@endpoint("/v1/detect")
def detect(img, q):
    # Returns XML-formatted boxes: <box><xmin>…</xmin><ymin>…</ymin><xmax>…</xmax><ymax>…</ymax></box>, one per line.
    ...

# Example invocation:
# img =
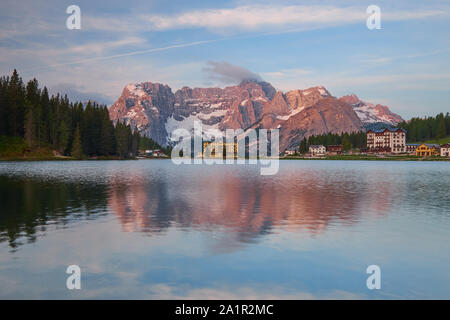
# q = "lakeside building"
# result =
<box><xmin>284</xmin><ymin>149</ymin><xmax>296</xmax><ymax>156</ymax></box>
<box><xmin>366</xmin><ymin>128</ymin><xmax>406</xmax><ymax>154</ymax></box>
<box><xmin>406</xmin><ymin>144</ymin><xmax>420</xmax><ymax>154</ymax></box>
<box><xmin>309</xmin><ymin>145</ymin><xmax>326</xmax><ymax>156</ymax></box>
<box><xmin>327</xmin><ymin>145</ymin><xmax>342</xmax><ymax>155</ymax></box>
<box><xmin>415</xmin><ymin>144</ymin><xmax>440</xmax><ymax>156</ymax></box>
<box><xmin>146</xmin><ymin>149</ymin><xmax>165</xmax><ymax>157</ymax></box>
<box><xmin>202</xmin><ymin>141</ymin><xmax>238</xmax><ymax>158</ymax></box>
<box><xmin>440</xmin><ymin>144</ymin><xmax>450</xmax><ymax>157</ymax></box>
<box><xmin>359</xmin><ymin>147</ymin><xmax>368</xmax><ymax>154</ymax></box>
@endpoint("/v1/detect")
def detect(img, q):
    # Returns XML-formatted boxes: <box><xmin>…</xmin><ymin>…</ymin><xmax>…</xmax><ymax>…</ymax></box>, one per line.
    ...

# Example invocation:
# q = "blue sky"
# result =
<box><xmin>0</xmin><ymin>0</ymin><xmax>449</xmax><ymax>119</ymax></box>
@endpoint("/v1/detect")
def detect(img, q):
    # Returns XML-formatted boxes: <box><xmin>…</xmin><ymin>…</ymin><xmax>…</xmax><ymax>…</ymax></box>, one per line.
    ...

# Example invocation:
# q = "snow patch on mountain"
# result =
<box><xmin>165</xmin><ymin>114</ymin><xmax>223</xmax><ymax>142</ymax></box>
<box><xmin>126</xmin><ymin>83</ymin><xmax>147</xmax><ymax>98</ymax></box>
<box><xmin>276</xmin><ymin>107</ymin><xmax>305</xmax><ymax>121</ymax></box>
<box><xmin>339</xmin><ymin>95</ymin><xmax>404</xmax><ymax>126</ymax></box>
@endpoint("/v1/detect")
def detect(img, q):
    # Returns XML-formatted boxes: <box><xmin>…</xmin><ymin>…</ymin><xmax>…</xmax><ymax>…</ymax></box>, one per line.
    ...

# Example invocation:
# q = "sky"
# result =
<box><xmin>0</xmin><ymin>0</ymin><xmax>449</xmax><ymax>119</ymax></box>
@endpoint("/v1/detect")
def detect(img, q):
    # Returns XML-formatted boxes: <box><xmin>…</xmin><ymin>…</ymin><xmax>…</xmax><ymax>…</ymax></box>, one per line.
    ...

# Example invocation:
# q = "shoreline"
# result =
<box><xmin>282</xmin><ymin>155</ymin><xmax>450</xmax><ymax>161</ymax></box>
<box><xmin>1</xmin><ymin>156</ymin><xmax>449</xmax><ymax>162</ymax></box>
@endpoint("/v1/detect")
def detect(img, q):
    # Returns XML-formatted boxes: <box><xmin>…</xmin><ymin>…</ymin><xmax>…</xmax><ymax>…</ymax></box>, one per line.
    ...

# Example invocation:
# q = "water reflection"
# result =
<box><xmin>0</xmin><ymin>176</ymin><xmax>109</xmax><ymax>249</ymax></box>
<box><xmin>1</xmin><ymin>161</ymin><xmax>449</xmax><ymax>299</ymax></box>
<box><xmin>0</xmin><ymin>161</ymin><xmax>410</xmax><ymax>251</ymax></box>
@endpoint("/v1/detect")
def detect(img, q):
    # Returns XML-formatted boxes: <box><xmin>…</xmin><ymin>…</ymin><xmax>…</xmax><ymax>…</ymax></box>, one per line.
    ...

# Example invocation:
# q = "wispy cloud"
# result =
<box><xmin>22</xmin><ymin>39</ymin><xmax>225</xmax><ymax>72</ymax></box>
<box><xmin>358</xmin><ymin>48</ymin><xmax>450</xmax><ymax>66</ymax></box>
<box><xmin>264</xmin><ymin>68</ymin><xmax>450</xmax><ymax>91</ymax></box>
<box><xmin>262</xmin><ymin>68</ymin><xmax>313</xmax><ymax>78</ymax></box>
<box><xmin>143</xmin><ymin>5</ymin><xmax>447</xmax><ymax>33</ymax></box>
<box><xmin>49</xmin><ymin>83</ymin><xmax>114</xmax><ymax>105</ymax></box>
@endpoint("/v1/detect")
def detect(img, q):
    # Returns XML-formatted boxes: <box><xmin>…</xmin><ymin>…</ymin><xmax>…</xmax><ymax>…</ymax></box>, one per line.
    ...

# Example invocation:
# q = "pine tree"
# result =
<box><xmin>446</xmin><ymin>112</ymin><xmax>450</xmax><ymax>136</ymax></box>
<box><xmin>57</xmin><ymin>120</ymin><xmax>69</xmax><ymax>154</ymax></box>
<box><xmin>131</xmin><ymin>127</ymin><xmax>140</xmax><ymax>157</ymax></box>
<box><xmin>71</xmin><ymin>125</ymin><xmax>83</xmax><ymax>159</ymax></box>
<box><xmin>342</xmin><ymin>134</ymin><xmax>352</xmax><ymax>151</ymax></box>
<box><xmin>115</xmin><ymin>121</ymin><xmax>129</xmax><ymax>159</ymax></box>
<box><xmin>99</xmin><ymin>109</ymin><xmax>116</xmax><ymax>156</ymax></box>
<box><xmin>24</xmin><ymin>105</ymin><xmax>35</xmax><ymax>148</ymax></box>
<box><xmin>6</xmin><ymin>69</ymin><xmax>26</xmax><ymax>137</ymax></box>
<box><xmin>437</xmin><ymin>116</ymin><xmax>446</xmax><ymax>139</ymax></box>
<box><xmin>299</xmin><ymin>137</ymin><xmax>308</xmax><ymax>154</ymax></box>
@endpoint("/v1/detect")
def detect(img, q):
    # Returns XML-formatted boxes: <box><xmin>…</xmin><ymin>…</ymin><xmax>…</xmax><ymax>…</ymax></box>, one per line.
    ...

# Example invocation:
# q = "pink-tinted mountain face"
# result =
<box><xmin>339</xmin><ymin>94</ymin><xmax>404</xmax><ymax>126</ymax></box>
<box><xmin>109</xmin><ymin>80</ymin><xmax>401</xmax><ymax>152</ymax></box>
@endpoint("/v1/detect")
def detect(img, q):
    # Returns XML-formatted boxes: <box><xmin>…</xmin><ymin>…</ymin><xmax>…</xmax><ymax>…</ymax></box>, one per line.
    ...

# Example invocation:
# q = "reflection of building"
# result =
<box><xmin>416</xmin><ymin>144</ymin><xmax>439</xmax><ymax>156</ymax></box>
<box><xmin>327</xmin><ymin>145</ymin><xmax>342</xmax><ymax>155</ymax></box>
<box><xmin>406</xmin><ymin>144</ymin><xmax>420</xmax><ymax>154</ymax></box>
<box><xmin>367</xmin><ymin>128</ymin><xmax>406</xmax><ymax>154</ymax></box>
<box><xmin>441</xmin><ymin>144</ymin><xmax>450</xmax><ymax>157</ymax></box>
<box><xmin>309</xmin><ymin>145</ymin><xmax>326</xmax><ymax>156</ymax></box>
<box><xmin>202</xmin><ymin>141</ymin><xmax>238</xmax><ymax>158</ymax></box>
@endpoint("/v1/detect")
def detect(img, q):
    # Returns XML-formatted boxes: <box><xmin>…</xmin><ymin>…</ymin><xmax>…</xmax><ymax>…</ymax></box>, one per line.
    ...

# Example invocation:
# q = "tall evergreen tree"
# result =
<box><xmin>24</xmin><ymin>104</ymin><xmax>35</xmax><ymax>148</ymax></box>
<box><xmin>57</xmin><ymin>119</ymin><xmax>69</xmax><ymax>154</ymax></box>
<box><xmin>71</xmin><ymin>125</ymin><xmax>83</xmax><ymax>159</ymax></box>
<box><xmin>299</xmin><ymin>137</ymin><xmax>308</xmax><ymax>154</ymax></box>
<box><xmin>342</xmin><ymin>134</ymin><xmax>352</xmax><ymax>151</ymax></box>
<box><xmin>99</xmin><ymin>108</ymin><xmax>116</xmax><ymax>156</ymax></box>
<box><xmin>437</xmin><ymin>116</ymin><xmax>447</xmax><ymax>139</ymax></box>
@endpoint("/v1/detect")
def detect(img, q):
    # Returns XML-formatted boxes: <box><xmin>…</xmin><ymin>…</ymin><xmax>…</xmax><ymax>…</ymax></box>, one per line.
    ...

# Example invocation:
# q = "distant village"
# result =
<box><xmin>137</xmin><ymin>128</ymin><xmax>450</xmax><ymax>159</ymax></box>
<box><xmin>285</xmin><ymin>128</ymin><xmax>450</xmax><ymax>158</ymax></box>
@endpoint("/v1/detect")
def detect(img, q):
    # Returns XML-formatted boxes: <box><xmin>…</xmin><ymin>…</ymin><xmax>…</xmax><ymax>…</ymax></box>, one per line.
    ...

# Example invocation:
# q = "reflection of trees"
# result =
<box><xmin>0</xmin><ymin>176</ymin><xmax>109</xmax><ymax>249</ymax></box>
<box><xmin>0</xmin><ymin>166</ymin><xmax>399</xmax><ymax>251</ymax></box>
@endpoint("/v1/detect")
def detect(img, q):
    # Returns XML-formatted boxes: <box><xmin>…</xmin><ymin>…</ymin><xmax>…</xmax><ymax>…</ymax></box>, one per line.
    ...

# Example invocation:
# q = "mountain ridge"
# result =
<box><xmin>109</xmin><ymin>80</ymin><xmax>404</xmax><ymax>152</ymax></box>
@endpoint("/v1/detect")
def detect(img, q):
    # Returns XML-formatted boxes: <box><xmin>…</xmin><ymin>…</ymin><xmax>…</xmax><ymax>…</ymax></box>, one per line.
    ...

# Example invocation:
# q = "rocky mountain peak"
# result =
<box><xmin>109</xmin><ymin>80</ymin><xmax>404</xmax><ymax>151</ymax></box>
<box><xmin>338</xmin><ymin>94</ymin><xmax>404</xmax><ymax>126</ymax></box>
<box><xmin>339</xmin><ymin>94</ymin><xmax>361</xmax><ymax>105</ymax></box>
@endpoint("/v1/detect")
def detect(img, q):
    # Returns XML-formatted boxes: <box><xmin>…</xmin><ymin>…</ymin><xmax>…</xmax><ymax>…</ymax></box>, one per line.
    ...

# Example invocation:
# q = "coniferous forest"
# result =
<box><xmin>298</xmin><ymin>131</ymin><xmax>367</xmax><ymax>154</ymax></box>
<box><xmin>297</xmin><ymin>113</ymin><xmax>450</xmax><ymax>154</ymax></box>
<box><xmin>398</xmin><ymin>113</ymin><xmax>450</xmax><ymax>142</ymax></box>
<box><xmin>0</xmin><ymin>70</ymin><xmax>163</xmax><ymax>159</ymax></box>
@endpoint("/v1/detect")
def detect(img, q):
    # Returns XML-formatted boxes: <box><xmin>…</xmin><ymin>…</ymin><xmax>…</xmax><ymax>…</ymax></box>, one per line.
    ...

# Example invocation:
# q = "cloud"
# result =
<box><xmin>64</xmin><ymin>37</ymin><xmax>147</xmax><ymax>55</ymax></box>
<box><xmin>23</xmin><ymin>39</ymin><xmax>223</xmax><ymax>72</ymax></box>
<box><xmin>49</xmin><ymin>83</ymin><xmax>114</xmax><ymax>105</ymax></box>
<box><xmin>203</xmin><ymin>61</ymin><xmax>262</xmax><ymax>84</ymax></box>
<box><xmin>262</xmin><ymin>68</ymin><xmax>313</xmax><ymax>79</ymax></box>
<box><xmin>358</xmin><ymin>47</ymin><xmax>450</xmax><ymax>66</ymax></box>
<box><xmin>143</xmin><ymin>5</ymin><xmax>447</xmax><ymax>33</ymax></box>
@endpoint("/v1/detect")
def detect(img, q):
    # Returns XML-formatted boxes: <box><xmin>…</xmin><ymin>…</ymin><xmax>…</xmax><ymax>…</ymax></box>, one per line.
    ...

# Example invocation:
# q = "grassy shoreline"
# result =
<box><xmin>0</xmin><ymin>156</ymin><xmax>133</xmax><ymax>161</ymax></box>
<box><xmin>282</xmin><ymin>155</ymin><xmax>450</xmax><ymax>161</ymax></box>
<box><xmin>1</xmin><ymin>155</ymin><xmax>449</xmax><ymax>162</ymax></box>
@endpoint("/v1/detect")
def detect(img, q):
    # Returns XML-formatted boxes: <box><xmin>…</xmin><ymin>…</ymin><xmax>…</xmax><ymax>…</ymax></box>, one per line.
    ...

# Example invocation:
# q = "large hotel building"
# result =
<box><xmin>366</xmin><ymin>128</ymin><xmax>406</xmax><ymax>153</ymax></box>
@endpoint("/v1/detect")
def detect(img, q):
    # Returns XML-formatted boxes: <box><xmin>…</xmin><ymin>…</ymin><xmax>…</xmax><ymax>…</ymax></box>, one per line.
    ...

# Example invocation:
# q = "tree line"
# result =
<box><xmin>0</xmin><ymin>70</ymin><xmax>163</xmax><ymax>159</ymax></box>
<box><xmin>298</xmin><ymin>131</ymin><xmax>367</xmax><ymax>154</ymax></box>
<box><xmin>398</xmin><ymin>113</ymin><xmax>449</xmax><ymax>142</ymax></box>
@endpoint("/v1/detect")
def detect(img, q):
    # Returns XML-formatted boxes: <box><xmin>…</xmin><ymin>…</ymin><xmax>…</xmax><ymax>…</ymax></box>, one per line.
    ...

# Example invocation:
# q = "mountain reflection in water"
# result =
<box><xmin>0</xmin><ymin>160</ymin><xmax>449</xmax><ymax>299</ymax></box>
<box><xmin>0</xmin><ymin>161</ymin><xmax>403</xmax><ymax>250</ymax></box>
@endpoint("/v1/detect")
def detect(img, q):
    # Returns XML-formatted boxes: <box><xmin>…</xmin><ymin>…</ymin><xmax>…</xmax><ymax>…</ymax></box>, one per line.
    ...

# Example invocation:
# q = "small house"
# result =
<box><xmin>309</xmin><ymin>145</ymin><xmax>326</xmax><ymax>156</ymax></box>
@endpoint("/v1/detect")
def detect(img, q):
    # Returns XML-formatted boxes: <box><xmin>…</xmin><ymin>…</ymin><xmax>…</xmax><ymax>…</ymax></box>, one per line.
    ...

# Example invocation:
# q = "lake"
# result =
<box><xmin>0</xmin><ymin>160</ymin><xmax>449</xmax><ymax>299</ymax></box>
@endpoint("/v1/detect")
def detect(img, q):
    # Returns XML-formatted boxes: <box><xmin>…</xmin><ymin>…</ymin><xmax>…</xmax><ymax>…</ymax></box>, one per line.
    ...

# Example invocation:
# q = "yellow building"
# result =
<box><xmin>415</xmin><ymin>144</ymin><xmax>439</xmax><ymax>156</ymax></box>
<box><xmin>202</xmin><ymin>141</ymin><xmax>238</xmax><ymax>158</ymax></box>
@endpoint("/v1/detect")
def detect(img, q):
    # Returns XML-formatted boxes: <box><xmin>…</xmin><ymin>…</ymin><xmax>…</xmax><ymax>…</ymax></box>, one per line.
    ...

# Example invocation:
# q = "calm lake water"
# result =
<box><xmin>0</xmin><ymin>160</ymin><xmax>449</xmax><ymax>299</ymax></box>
